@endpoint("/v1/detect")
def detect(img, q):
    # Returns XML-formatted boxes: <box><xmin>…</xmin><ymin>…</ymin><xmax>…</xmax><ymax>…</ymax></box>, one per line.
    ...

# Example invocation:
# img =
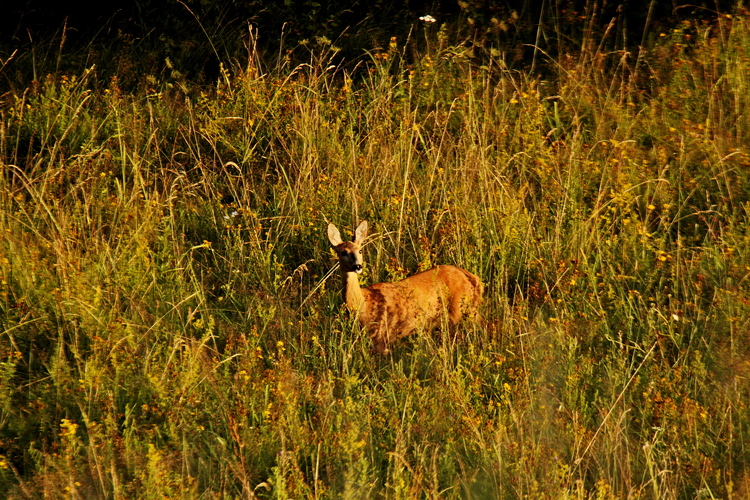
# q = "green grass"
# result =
<box><xmin>1</xmin><ymin>12</ymin><xmax>750</xmax><ymax>499</ymax></box>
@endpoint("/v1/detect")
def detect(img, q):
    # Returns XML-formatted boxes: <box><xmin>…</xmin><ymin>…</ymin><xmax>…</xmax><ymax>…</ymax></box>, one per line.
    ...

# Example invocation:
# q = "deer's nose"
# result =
<box><xmin>354</xmin><ymin>264</ymin><xmax>363</xmax><ymax>273</ymax></box>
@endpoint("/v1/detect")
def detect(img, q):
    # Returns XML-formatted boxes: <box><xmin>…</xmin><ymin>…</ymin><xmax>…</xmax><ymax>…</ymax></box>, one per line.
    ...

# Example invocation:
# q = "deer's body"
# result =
<box><xmin>328</xmin><ymin>221</ymin><xmax>483</xmax><ymax>354</ymax></box>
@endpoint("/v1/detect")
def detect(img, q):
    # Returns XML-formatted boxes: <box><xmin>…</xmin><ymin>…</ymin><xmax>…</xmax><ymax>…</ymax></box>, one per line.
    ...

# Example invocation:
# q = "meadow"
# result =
<box><xmin>1</xmin><ymin>11</ymin><xmax>750</xmax><ymax>499</ymax></box>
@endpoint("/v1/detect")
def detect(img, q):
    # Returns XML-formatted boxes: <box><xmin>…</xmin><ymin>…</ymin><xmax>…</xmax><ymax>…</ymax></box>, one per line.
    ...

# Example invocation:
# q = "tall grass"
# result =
<box><xmin>1</xmin><ymin>11</ymin><xmax>750</xmax><ymax>499</ymax></box>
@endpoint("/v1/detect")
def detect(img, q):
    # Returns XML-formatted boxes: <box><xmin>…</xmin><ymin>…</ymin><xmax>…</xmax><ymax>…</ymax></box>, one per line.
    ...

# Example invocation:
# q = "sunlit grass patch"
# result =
<box><xmin>1</xmin><ymin>9</ymin><xmax>750</xmax><ymax>498</ymax></box>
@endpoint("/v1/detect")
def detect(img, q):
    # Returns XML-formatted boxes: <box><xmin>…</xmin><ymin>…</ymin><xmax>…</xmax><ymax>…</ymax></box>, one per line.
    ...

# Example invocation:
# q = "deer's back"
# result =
<box><xmin>359</xmin><ymin>265</ymin><xmax>483</xmax><ymax>345</ymax></box>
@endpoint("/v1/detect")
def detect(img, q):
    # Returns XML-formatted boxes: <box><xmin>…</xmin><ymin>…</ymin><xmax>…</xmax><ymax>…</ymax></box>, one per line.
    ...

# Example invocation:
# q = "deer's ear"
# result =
<box><xmin>354</xmin><ymin>220</ymin><xmax>368</xmax><ymax>242</ymax></box>
<box><xmin>327</xmin><ymin>223</ymin><xmax>343</xmax><ymax>247</ymax></box>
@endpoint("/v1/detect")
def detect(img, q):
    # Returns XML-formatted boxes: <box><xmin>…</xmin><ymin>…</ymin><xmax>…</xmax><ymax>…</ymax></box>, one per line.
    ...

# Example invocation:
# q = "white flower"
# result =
<box><xmin>419</xmin><ymin>15</ymin><xmax>436</xmax><ymax>24</ymax></box>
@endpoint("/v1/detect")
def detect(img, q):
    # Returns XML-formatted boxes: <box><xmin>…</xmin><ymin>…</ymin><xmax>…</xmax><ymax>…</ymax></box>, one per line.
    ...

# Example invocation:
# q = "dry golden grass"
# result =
<box><xmin>1</xmin><ymin>12</ymin><xmax>750</xmax><ymax>499</ymax></box>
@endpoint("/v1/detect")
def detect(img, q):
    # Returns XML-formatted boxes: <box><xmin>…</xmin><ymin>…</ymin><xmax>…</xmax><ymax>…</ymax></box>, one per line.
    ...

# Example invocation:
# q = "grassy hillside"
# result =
<box><xmin>1</xmin><ymin>12</ymin><xmax>750</xmax><ymax>499</ymax></box>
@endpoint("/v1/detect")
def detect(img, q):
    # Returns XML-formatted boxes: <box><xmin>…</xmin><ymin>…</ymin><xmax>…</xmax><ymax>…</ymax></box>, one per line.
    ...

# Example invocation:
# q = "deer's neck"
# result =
<box><xmin>342</xmin><ymin>271</ymin><xmax>366</xmax><ymax>313</ymax></box>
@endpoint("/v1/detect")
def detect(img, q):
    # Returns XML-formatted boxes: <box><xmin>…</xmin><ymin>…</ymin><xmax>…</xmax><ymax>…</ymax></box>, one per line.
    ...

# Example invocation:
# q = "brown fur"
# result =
<box><xmin>328</xmin><ymin>221</ymin><xmax>484</xmax><ymax>354</ymax></box>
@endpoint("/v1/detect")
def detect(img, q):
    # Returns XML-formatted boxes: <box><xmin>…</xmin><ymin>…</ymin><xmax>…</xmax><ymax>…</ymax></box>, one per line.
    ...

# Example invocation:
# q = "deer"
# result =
<box><xmin>327</xmin><ymin>220</ymin><xmax>484</xmax><ymax>354</ymax></box>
